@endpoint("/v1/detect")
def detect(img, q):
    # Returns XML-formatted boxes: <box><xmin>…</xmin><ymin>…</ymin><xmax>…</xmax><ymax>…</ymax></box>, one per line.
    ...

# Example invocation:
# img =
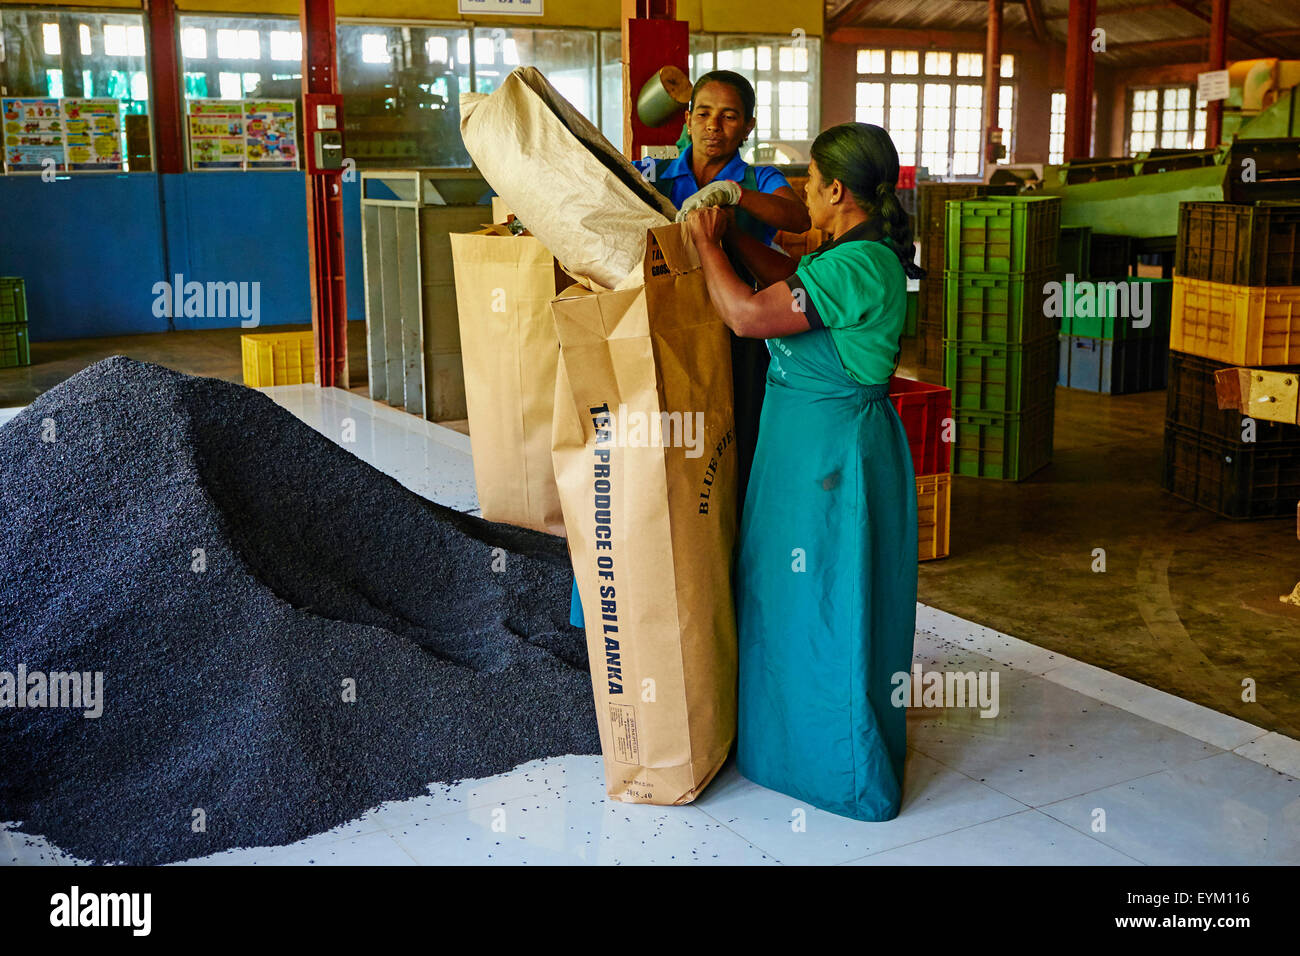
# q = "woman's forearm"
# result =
<box><xmin>696</xmin><ymin>239</ymin><xmax>760</xmax><ymax>335</ymax></box>
<box><xmin>738</xmin><ymin>189</ymin><xmax>811</xmax><ymax>234</ymax></box>
<box><xmin>725</xmin><ymin>228</ymin><xmax>799</xmax><ymax>287</ymax></box>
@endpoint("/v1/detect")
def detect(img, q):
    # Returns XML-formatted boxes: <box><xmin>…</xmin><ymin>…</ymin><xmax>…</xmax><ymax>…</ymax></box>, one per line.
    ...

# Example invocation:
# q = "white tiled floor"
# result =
<box><xmin>3</xmin><ymin>387</ymin><xmax>1299</xmax><ymax>866</ymax></box>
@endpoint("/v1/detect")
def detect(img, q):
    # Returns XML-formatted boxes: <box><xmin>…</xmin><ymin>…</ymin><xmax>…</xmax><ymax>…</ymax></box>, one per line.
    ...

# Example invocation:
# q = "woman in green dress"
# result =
<box><xmin>684</xmin><ymin>122</ymin><xmax>922</xmax><ymax>821</ymax></box>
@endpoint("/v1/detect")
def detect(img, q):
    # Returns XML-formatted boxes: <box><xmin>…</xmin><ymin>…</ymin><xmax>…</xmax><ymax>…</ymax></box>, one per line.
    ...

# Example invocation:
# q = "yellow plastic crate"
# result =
<box><xmin>1171</xmin><ymin>277</ymin><xmax>1300</xmax><ymax>367</ymax></box>
<box><xmin>917</xmin><ymin>472</ymin><xmax>951</xmax><ymax>562</ymax></box>
<box><xmin>241</xmin><ymin>331</ymin><xmax>315</xmax><ymax>387</ymax></box>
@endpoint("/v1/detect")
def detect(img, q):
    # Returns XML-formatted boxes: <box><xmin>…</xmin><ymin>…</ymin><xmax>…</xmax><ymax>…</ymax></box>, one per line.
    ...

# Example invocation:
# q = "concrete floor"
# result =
<box><xmin>0</xmin><ymin>322</ymin><xmax>370</xmax><ymax>407</ymax></box>
<box><xmin>2</xmin><ymin>326</ymin><xmax>1297</xmax><ymax>741</ymax></box>
<box><xmin>895</xmin><ymin>345</ymin><xmax>1300</xmax><ymax>742</ymax></box>
<box><xmin>6</xmin><ymin>385</ymin><xmax>1296</xmax><ymax>865</ymax></box>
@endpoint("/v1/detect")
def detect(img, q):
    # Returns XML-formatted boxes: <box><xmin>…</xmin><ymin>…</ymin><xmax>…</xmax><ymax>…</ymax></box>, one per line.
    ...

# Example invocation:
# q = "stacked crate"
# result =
<box><xmin>889</xmin><ymin>376</ymin><xmax>953</xmax><ymax>561</ymax></box>
<box><xmin>1164</xmin><ymin>200</ymin><xmax>1300</xmax><ymax>518</ymax></box>
<box><xmin>0</xmin><ymin>278</ymin><xmax>31</xmax><ymax>369</ymax></box>
<box><xmin>1089</xmin><ymin>233</ymin><xmax>1133</xmax><ymax>281</ymax></box>
<box><xmin>943</xmin><ymin>195</ymin><xmax>1061</xmax><ymax>481</ymax></box>
<box><xmin>1058</xmin><ymin>277</ymin><xmax>1173</xmax><ymax>394</ymax></box>
<box><xmin>241</xmin><ymin>331</ymin><xmax>315</xmax><ymax>386</ymax></box>
<box><xmin>914</xmin><ymin>183</ymin><xmax>1017</xmax><ymax>371</ymax></box>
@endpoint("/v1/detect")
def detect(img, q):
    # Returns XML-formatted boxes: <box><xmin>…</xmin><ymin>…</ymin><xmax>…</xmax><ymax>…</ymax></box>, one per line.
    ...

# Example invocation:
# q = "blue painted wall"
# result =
<box><xmin>0</xmin><ymin>172</ymin><xmax>367</xmax><ymax>341</ymax></box>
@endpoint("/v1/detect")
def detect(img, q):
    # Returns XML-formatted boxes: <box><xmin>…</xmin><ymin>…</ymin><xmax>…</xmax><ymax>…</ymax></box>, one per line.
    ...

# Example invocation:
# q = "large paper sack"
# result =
<box><xmin>451</xmin><ymin>225</ymin><xmax>568</xmax><ymax>536</ymax></box>
<box><xmin>551</xmin><ymin>223</ymin><xmax>739</xmax><ymax>805</ymax></box>
<box><xmin>460</xmin><ymin>66</ymin><xmax>676</xmax><ymax>290</ymax></box>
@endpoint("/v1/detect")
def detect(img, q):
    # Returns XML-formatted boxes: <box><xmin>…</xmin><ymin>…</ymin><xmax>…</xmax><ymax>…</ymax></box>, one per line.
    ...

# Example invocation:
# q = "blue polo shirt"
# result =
<box><xmin>635</xmin><ymin>147</ymin><xmax>792</xmax><ymax>247</ymax></box>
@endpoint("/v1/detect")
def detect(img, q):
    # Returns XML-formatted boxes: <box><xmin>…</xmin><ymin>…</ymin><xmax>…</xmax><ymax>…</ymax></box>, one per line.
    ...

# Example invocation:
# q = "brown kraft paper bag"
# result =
<box><xmin>550</xmin><ymin>222</ymin><xmax>739</xmax><ymax>805</ymax></box>
<box><xmin>460</xmin><ymin>66</ymin><xmax>676</xmax><ymax>291</ymax></box>
<box><xmin>450</xmin><ymin>224</ymin><xmax>568</xmax><ymax>536</ymax></box>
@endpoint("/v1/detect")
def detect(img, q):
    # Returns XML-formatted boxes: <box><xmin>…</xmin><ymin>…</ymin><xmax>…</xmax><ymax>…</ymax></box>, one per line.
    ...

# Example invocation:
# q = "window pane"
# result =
<box><xmin>104</xmin><ymin>24</ymin><xmax>128</xmax><ymax>56</ymax></box>
<box><xmin>891</xmin><ymin>50</ymin><xmax>918</xmax><ymax>74</ymax></box>
<box><xmin>0</xmin><ymin>6</ymin><xmax>151</xmax><ymax>170</ymax></box>
<box><xmin>1000</xmin><ymin>53</ymin><xmax>1014</xmax><ymax>77</ymax></box>
<box><xmin>923</xmin><ymin>51</ymin><xmax>951</xmax><ymax>75</ymax></box>
<box><xmin>335</xmin><ymin>22</ymin><xmax>473</xmax><ymax>167</ymax></box>
<box><xmin>181</xmin><ymin>28</ymin><xmax>207</xmax><ymax>59</ymax></box>
<box><xmin>888</xmin><ymin>81</ymin><xmax>918</xmax><ymax>162</ymax></box>
<box><xmin>856</xmin><ymin>81</ymin><xmax>884</xmax><ymax>126</ymax></box>
<box><xmin>1049</xmin><ymin>90</ymin><xmax>1066</xmax><ymax>164</ymax></box>
<box><xmin>956</xmin><ymin>52</ymin><xmax>982</xmax><ymax>76</ymax></box>
<box><xmin>778</xmin><ymin>45</ymin><xmax>807</xmax><ymax>72</ymax></box>
<box><xmin>857</xmin><ymin>49</ymin><xmax>885</xmax><ymax>73</ymax></box>
<box><xmin>600</xmin><ymin>31</ymin><xmax>625</xmax><ymax>152</ymax></box>
<box><xmin>997</xmin><ymin>84</ymin><xmax>1014</xmax><ymax>163</ymax></box>
<box><xmin>920</xmin><ymin>84</ymin><xmax>950</xmax><ymax>175</ymax></box>
<box><xmin>269</xmin><ymin>31</ymin><xmax>301</xmax><ymax>62</ymax></box>
<box><xmin>724</xmin><ymin>33</ymin><xmax>819</xmax><ymax>165</ymax></box>
<box><xmin>360</xmin><ymin>34</ymin><xmax>390</xmax><ymax>64</ymax></box>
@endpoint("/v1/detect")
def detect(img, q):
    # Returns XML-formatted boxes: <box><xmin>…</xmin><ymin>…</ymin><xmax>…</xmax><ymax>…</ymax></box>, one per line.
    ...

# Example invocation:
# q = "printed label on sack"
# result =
<box><xmin>697</xmin><ymin>427</ymin><xmax>734</xmax><ymax>515</ymax></box>
<box><xmin>608</xmin><ymin>703</ymin><xmax>640</xmax><ymax>765</ymax></box>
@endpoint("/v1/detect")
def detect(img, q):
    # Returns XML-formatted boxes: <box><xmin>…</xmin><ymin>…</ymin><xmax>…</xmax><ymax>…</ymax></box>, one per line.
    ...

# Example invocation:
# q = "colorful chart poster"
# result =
<box><xmin>244</xmin><ymin>100</ymin><xmax>298</xmax><ymax>169</ymax></box>
<box><xmin>188</xmin><ymin>100</ymin><xmax>245</xmax><ymax>169</ymax></box>
<box><xmin>2</xmin><ymin>98</ymin><xmax>66</xmax><ymax>172</ymax></box>
<box><xmin>62</xmin><ymin>98</ymin><xmax>124</xmax><ymax>171</ymax></box>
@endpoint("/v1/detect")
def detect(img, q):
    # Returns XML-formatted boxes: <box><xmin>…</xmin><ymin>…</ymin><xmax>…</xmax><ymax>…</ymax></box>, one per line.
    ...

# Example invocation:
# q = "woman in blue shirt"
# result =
<box><xmin>644</xmin><ymin>71</ymin><xmax>809</xmax><ymax>510</ymax></box>
<box><xmin>570</xmin><ymin>70</ymin><xmax>808</xmax><ymax>630</ymax></box>
<box><xmin>685</xmin><ymin>122</ymin><xmax>922</xmax><ymax>822</ymax></box>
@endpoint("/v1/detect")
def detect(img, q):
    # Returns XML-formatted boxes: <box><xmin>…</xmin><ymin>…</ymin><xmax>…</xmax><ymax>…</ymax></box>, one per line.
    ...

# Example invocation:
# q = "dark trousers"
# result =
<box><xmin>730</xmin><ymin>333</ymin><xmax>769</xmax><ymax>516</ymax></box>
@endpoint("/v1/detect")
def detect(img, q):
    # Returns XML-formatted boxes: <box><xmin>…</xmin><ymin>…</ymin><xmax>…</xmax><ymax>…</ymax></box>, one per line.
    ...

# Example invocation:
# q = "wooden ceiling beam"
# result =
<box><xmin>828</xmin><ymin>0</ymin><xmax>878</xmax><ymax>32</ymax></box>
<box><xmin>1022</xmin><ymin>0</ymin><xmax>1048</xmax><ymax>43</ymax></box>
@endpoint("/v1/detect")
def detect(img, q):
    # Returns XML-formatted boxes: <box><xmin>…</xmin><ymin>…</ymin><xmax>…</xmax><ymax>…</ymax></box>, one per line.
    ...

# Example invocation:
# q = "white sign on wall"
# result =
<box><xmin>1197</xmin><ymin>69</ymin><xmax>1230</xmax><ymax>103</ymax></box>
<box><xmin>458</xmin><ymin>0</ymin><xmax>545</xmax><ymax>15</ymax></box>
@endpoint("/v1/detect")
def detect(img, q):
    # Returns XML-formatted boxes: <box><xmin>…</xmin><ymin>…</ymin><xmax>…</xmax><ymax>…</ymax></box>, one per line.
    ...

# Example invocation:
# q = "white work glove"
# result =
<box><xmin>674</xmin><ymin>180</ymin><xmax>742</xmax><ymax>222</ymax></box>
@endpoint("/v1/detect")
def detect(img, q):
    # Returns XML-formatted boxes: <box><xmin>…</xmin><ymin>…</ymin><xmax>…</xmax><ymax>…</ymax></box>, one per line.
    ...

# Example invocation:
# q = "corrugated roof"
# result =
<box><xmin>827</xmin><ymin>1</ymin><xmax>1300</xmax><ymax>66</ymax></box>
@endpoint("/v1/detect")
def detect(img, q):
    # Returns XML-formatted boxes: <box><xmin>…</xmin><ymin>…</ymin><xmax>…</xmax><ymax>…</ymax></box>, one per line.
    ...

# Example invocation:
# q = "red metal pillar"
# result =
<box><xmin>984</xmin><ymin>0</ymin><xmax>1003</xmax><ymax>169</ymax></box>
<box><xmin>621</xmin><ymin>0</ymin><xmax>689</xmax><ymax>161</ymax></box>
<box><xmin>1207</xmin><ymin>0</ymin><xmax>1229</xmax><ymax>147</ymax></box>
<box><xmin>300</xmin><ymin>0</ymin><xmax>347</xmax><ymax>388</ymax></box>
<box><xmin>1064</xmin><ymin>0</ymin><xmax>1097</xmax><ymax>161</ymax></box>
<box><xmin>144</xmin><ymin>0</ymin><xmax>184</xmax><ymax>174</ymax></box>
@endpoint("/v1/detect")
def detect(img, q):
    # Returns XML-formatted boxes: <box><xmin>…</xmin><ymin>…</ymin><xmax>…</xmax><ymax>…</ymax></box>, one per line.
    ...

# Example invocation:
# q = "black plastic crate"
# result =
<box><xmin>1176</xmin><ymin>200</ymin><xmax>1300</xmax><ymax>287</ymax></box>
<box><xmin>1059</xmin><ymin>335</ymin><xmax>1168</xmax><ymax>395</ymax></box>
<box><xmin>1089</xmin><ymin>233</ymin><xmax>1133</xmax><ymax>280</ymax></box>
<box><xmin>917</xmin><ymin>183</ymin><xmax>1018</xmax><ymax>240</ymax></box>
<box><xmin>1162</xmin><ymin>423</ymin><xmax>1300</xmax><ymax>519</ymax></box>
<box><xmin>1166</xmin><ymin>350</ymin><xmax>1300</xmax><ymax>448</ymax></box>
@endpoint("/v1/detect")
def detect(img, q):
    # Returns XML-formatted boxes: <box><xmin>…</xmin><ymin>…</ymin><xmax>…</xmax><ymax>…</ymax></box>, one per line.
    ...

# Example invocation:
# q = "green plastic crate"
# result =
<box><xmin>945</xmin><ymin>195</ymin><xmax>1062</xmax><ymax>273</ymax></box>
<box><xmin>951</xmin><ymin>401</ymin><xmax>1055</xmax><ymax>482</ymax></box>
<box><xmin>0</xmin><ymin>277</ymin><xmax>27</xmax><ymax>325</ymax></box>
<box><xmin>944</xmin><ymin>335</ymin><xmax>1058</xmax><ymax>414</ymax></box>
<box><xmin>1059</xmin><ymin>225</ymin><xmax>1091</xmax><ymax>279</ymax></box>
<box><xmin>943</xmin><ymin>267</ymin><xmax>1058</xmax><ymax>344</ymax></box>
<box><xmin>0</xmin><ymin>322</ymin><xmax>31</xmax><ymax>368</ymax></box>
<box><xmin>1058</xmin><ymin>277</ymin><xmax>1172</xmax><ymax>340</ymax></box>
<box><xmin>904</xmin><ymin>288</ymin><xmax>918</xmax><ymax>337</ymax></box>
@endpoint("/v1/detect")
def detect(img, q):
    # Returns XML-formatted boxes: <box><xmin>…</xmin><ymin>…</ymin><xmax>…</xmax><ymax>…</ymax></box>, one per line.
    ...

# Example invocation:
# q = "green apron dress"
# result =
<box><xmin>736</xmin><ymin>221</ymin><xmax>917</xmax><ymax>821</ymax></box>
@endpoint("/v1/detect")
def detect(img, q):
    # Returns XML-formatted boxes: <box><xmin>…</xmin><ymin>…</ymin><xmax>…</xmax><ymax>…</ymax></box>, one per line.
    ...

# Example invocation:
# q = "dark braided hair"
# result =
<box><xmin>810</xmin><ymin>123</ymin><xmax>924</xmax><ymax>279</ymax></box>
